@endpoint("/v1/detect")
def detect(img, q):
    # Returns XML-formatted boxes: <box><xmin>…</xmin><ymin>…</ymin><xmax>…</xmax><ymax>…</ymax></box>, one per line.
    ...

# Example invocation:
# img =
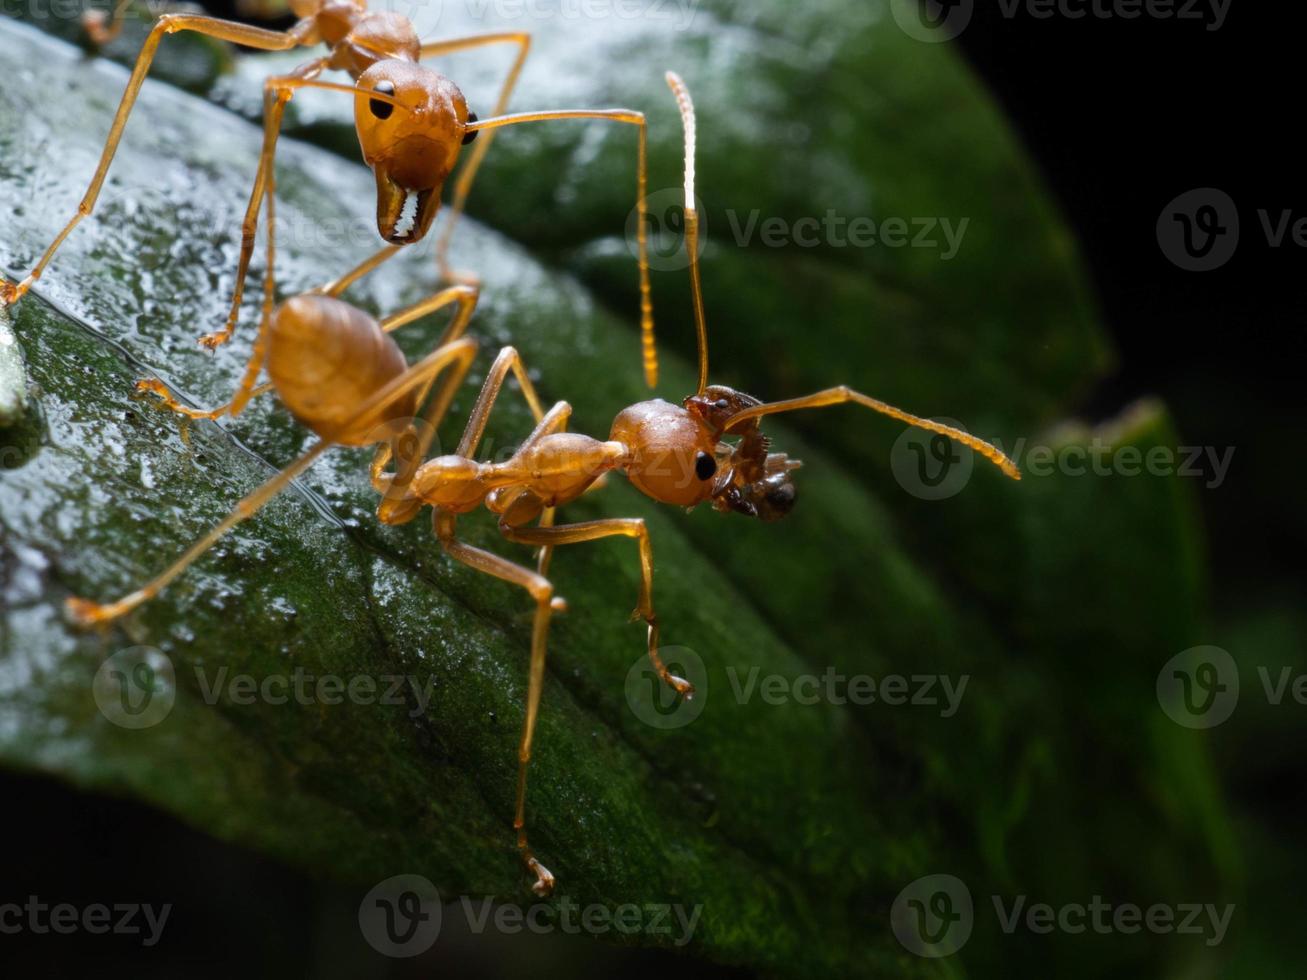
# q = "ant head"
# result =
<box><xmin>609</xmin><ymin>399</ymin><xmax>721</xmax><ymax>508</ymax></box>
<box><xmin>354</xmin><ymin>61</ymin><xmax>476</xmax><ymax>245</ymax></box>
<box><xmin>684</xmin><ymin>385</ymin><xmax>760</xmax><ymax>434</ymax></box>
<box><xmin>685</xmin><ymin>385</ymin><xmax>802</xmax><ymax>522</ymax></box>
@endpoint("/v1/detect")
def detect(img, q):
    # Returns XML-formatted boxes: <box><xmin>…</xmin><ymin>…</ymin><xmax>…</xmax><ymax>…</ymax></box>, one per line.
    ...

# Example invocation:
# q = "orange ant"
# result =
<box><xmin>0</xmin><ymin>0</ymin><xmax>658</xmax><ymax>383</ymax></box>
<box><xmin>64</xmin><ymin>71</ymin><xmax>1020</xmax><ymax>897</ymax></box>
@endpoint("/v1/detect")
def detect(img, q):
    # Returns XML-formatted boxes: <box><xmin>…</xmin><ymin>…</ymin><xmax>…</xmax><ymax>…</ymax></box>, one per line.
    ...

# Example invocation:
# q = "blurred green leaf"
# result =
<box><xmin>0</xmin><ymin>9</ymin><xmax>1231</xmax><ymax>977</ymax></box>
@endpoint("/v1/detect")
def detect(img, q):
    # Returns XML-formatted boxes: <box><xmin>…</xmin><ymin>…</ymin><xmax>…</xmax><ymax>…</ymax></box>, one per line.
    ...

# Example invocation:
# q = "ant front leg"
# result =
<box><xmin>417</xmin><ymin>31</ymin><xmax>532</xmax><ymax>283</ymax></box>
<box><xmin>723</xmin><ymin>386</ymin><xmax>1023</xmax><ymax>481</ymax></box>
<box><xmin>0</xmin><ymin>14</ymin><xmax>310</xmax><ymax>308</ymax></box>
<box><xmin>499</xmin><ymin>518</ymin><xmax>693</xmax><ymax>697</ymax></box>
<box><xmin>197</xmin><ymin>63</ymin><xmax>328</xmax><ymax>352</ymax></box>
<box><xmin>310</xmin><ymin>244</ymin><xmax>404</xmax><ymax>299</ymax></box>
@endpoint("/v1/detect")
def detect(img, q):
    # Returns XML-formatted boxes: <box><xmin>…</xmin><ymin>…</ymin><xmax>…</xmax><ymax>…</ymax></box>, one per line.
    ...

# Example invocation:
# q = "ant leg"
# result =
<box><xmin>380</xmin><ymin>284</ymin><xmax>481</xmax><ymax>427</ymax></box>
<box><xmin>64</xmin><ymin>335</ymin><xmax>478</xmax><ymax>627</ymax></box>
<box><xmin>0</xmin><ymin>14</ymin><xmax>309</xmax><ymax>308</ymax></box>
<box><xmin>368</xmin><ymin>286</ymin><xmax>484</xmax><ymax>521</ymax></box>
<box><xmin>465</xmin><ymin>108</ymin><xmax>655</xmax><ymax>387</ymax></box>
<box><xmin>83</xmin><ymin>0</ymin><xmax>133</xmax><ymax>46</ymax></box>
<box><xmin>500</xmin><ymin>518</ymin><xmax>693</xmax><ymax>697</ymax></box>
<box><xmin>311</xmin><ymin>245</ymin><xmax>404</xmax><ymax>299</ymax></box>
<box><xmin>197</xmin><ymin>63</ymin><xmax>327</xmax><ymax>351</ymax></box>
<box><xmin>135</xmin><ymin>150</ymin><xmax>294</xmax><ymax>422</ymax></box>
<box><xmin>417</xmin><ymin>32</ymin><xmax>531</xmax><ymax>282</ymax></box>
<box><xmin>133</xmin><ymin>378</ymin><xmax>274</xmax><ymax>421</ymax></box>
<box><xmin>454</xmin><ymin>345</ymin><xmax>549</xmax><ymax>457</ymax></box>
<box><xmin>722</xmin><ymin>387</ymin><xmax>1023</xmax><ymax>480</ymax></box>
<box><xmin>432</xmin><ymin>509</ymin><xmax>557</xmax><ymax>897</ymax></box>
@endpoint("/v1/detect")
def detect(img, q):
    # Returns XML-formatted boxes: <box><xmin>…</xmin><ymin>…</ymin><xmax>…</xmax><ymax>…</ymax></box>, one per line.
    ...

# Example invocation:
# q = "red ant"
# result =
<box><xmin>0</xmin><ymin>0</ymin><xmax>658</xmax><ymax>383</ymax></box>
<box><xmin>64</xmin><ymin>71</ymin><xmax>1020</xmax><ymax>897</ymax></box>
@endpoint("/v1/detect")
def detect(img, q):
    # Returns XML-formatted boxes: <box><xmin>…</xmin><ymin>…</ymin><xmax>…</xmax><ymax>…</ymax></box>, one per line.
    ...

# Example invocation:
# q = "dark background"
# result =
<box><xmin>3</xmin><ymin>2</ymin><xmax>1301</xmax><ymax>976</ymax></box>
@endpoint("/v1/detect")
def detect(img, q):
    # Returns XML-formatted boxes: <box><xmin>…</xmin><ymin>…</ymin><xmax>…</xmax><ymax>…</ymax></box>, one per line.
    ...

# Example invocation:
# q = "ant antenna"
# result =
<box><xmin>666</xmin><ymin>71</ymin><xmax>709</xmax><ymax>395</ymax></box>
<box><xmin>282</xmin><ymin>78</ymin><xmax>415</xmax><ymax>113</ymax></box>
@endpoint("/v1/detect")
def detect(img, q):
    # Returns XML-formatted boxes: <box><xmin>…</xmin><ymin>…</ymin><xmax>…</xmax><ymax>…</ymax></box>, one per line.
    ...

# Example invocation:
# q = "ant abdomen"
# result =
<box><xmin>266</xmin><ymin>294</ymin><xmax>415</xmax><ymax>445</ymax></box>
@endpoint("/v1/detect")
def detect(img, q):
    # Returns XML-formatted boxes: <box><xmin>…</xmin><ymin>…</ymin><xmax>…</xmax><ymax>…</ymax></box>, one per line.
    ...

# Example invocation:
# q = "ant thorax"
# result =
<box><xmin>325</xmin><ymin>9</ymin><xmax>421</xmax><ymax>77</ymax></box>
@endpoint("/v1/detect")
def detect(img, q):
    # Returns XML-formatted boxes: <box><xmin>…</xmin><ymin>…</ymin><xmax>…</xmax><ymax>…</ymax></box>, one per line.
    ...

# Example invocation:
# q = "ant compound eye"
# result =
<box><xmin>462</xmin><ymin>111</ymin><xmax>479</xmax><ymax>145</ymax></box>
<box><xmin>369</xmin><ymin>81</ymin><xmax>396</xmax><ymax>120</ymax></box>
<box><xmin>713</xmin><ymin>399</ymin><xmax>730</xmax><ymax>411</ymax></box>
<box><xmin>694</xmin><ymin>451</ymin><xmax>717</xmax><ymax>481</ymax></box>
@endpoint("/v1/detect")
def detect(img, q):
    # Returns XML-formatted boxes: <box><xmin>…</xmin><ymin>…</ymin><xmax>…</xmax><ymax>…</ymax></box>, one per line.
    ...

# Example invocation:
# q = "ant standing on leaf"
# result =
<box><xmin>63</xmin><ymin>72</ymin><xmax>1019</xmax><ymax>897</ymax></box>
<box><xmin>0</xmin><ymin>0</ymin><xmax>659</xmax><ymax>387</ymax></box>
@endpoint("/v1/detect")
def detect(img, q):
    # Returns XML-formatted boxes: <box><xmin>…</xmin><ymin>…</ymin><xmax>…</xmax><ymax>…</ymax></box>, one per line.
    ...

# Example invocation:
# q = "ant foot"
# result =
<box><xmin>665</xmin><ymin>674</ymin><xmax>695</xmax><ymax>699</ymax></box>
<box><xmin>135</xmin><ymin>377</ymin><xmax>184</xmax><ymax>413</ymax></box>
<box><xmin>82</xmin><ymin>10</ymin><xmax>116</xmax><ymax>46</ymax></box>
<box><xmin>65</xmin><ymin>596</ymin><xmax>114</xmax><ymax>628</ymax></box>
<box><xmin>550</xmin><ymin>595</ymin><xmax>568</xmax><ymax>614</ymax></box>
<box><xmin>526</xmin><ymin>856</ymin><xmax>555</xmax><ymax>898</ymax></box>
<box><xmin>197</xmin><ymin>331</ymin><xmax>231</xmax><ymax>351</ymax></box>
<box><xmin>135</xmin><ymin>378</ymin><xmax>221</xmax><ymax>420</ymax></box>
<box><xmin>0</xmin><ymin>280</ymin><xmax>22</xmax><ymax>307</ymax></box>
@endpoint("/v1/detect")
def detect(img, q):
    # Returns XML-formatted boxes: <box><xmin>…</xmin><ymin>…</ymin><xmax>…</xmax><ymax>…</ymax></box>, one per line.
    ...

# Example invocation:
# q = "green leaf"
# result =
<box><xmin>0</xmin><ymin>11</ymin><xmax>1231</xmax><ymax>976</ymax></box>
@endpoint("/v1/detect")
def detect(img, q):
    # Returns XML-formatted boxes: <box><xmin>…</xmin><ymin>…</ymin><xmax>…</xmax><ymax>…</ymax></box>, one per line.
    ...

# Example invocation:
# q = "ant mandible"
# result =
<box><xmin>0</xmin><ymin>0</ymin><xmax>659</xmax><ymax>384</ymax></box>
<box><xmin>64</xmin><ymin>72</ymin><xmax>1020</xmax><ymax>898</ymax></box>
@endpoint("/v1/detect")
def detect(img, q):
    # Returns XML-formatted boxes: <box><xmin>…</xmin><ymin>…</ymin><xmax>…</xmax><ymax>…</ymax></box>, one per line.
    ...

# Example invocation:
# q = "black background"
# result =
<box><xmin>3</xmin><ymin>2</ymin><xmax>1301</xmax><ymax>976</ymax></box>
